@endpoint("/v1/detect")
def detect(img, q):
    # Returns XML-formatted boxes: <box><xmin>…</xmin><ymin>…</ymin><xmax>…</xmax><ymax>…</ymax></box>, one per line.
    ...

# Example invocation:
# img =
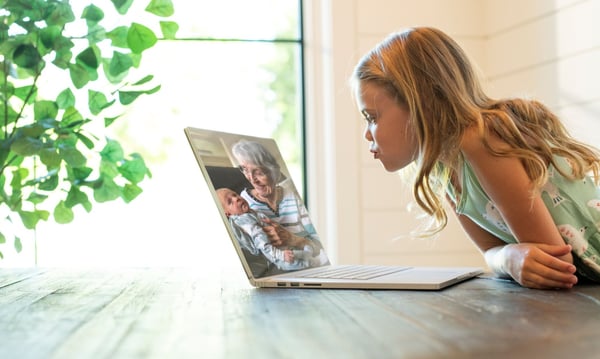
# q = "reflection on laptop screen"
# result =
<box><xmin>186</xmin><ymin>128</ymin><xmax>330</xmax><ymax>278</ymax></box>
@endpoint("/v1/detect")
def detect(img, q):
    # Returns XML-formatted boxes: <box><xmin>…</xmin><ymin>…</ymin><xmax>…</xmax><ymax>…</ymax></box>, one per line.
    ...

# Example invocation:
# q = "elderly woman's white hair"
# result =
<box><xmin>232</xmin><ymin>140</ymin><xmax>282</xmax><ymax>183</ymax></box>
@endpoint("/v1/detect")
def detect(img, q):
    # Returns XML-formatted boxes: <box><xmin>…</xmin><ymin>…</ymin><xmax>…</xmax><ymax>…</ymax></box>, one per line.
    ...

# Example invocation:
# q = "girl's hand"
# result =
<box><xmin>499</xmin><ymin>243</ymin><xmax>578</xmax><ymax>289</ymax></box>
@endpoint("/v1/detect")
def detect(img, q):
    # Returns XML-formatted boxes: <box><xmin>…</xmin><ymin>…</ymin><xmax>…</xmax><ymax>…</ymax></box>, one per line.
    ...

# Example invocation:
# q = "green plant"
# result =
<box><xmin>0</xmin><ymin>0</ymin><xmax>177</xmax><ymax>259</ymax></box>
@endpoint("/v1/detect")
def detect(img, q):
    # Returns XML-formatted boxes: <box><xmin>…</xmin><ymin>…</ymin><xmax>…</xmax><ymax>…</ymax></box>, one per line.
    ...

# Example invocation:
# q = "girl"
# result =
<box><xmin>352</xmin><ymin>26</ymin><xmax>600</xmax><ymax>289</ymax></box>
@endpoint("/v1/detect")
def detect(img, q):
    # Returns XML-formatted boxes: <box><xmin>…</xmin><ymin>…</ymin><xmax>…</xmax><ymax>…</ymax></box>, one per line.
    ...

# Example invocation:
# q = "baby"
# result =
<box><xmin>217</xmin><ymin>188</ymin><xmax>318</xmax><ymax>271</ymax></box>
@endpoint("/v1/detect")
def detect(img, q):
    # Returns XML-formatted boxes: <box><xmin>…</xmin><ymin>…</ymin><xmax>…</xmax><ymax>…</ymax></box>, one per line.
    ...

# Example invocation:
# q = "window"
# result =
<box><xmin>3</xmin><ymin>0</ymin><xmax>305</xmax><ymax>266</ymax></box>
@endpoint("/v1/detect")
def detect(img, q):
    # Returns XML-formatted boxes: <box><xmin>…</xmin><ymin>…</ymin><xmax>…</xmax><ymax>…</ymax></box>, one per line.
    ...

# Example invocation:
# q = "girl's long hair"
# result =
<box><xmin>352</xmin><ymin>26</ymin><xmax>600</xmax><ymax>236</ymax></box>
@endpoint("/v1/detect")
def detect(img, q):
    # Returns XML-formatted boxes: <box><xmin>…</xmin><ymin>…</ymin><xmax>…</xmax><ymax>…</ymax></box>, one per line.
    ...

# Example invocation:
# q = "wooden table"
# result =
<box><xmin>1</xmin><ymin>267</ymin><xmax>599</xmax><ymax>359</ymax></box>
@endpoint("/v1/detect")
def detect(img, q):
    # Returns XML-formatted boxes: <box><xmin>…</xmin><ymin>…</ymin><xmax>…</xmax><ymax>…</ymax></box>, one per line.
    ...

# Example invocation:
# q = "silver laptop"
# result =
<box><xmin>185</xmin><ymin>127</ymin><xmax>483</xmax><ymax>290</ymax></box>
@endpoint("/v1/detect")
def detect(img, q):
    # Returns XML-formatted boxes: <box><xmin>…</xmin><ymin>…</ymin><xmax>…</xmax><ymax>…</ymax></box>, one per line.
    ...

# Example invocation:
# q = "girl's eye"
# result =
<box><xmin>361</xmin><ymin>110</ymin><xmax>376</xmax><ymax>124</ymax></box>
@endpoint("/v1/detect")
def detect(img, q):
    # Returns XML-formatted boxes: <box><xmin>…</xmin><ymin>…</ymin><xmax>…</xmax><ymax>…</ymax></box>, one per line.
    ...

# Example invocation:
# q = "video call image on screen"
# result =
<box><xmin>187</xmin><ymin>128</ymin><xmax>329</xmax><ymax>278</ymax></box>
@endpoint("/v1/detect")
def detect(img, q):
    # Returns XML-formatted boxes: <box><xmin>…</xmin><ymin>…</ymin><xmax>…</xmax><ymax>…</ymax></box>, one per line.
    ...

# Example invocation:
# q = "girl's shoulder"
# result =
<box><xmin>458</xmin><ymin>125</ymin><xmax>482</xmax><ymax>153</ymax></box>
<box><xmin>459</xmin><ymin>125</ymin><xmax>488</xmax><ymax>161</ymax></box>
<box><xmin>459</xmin><ymin>124</ymin><xmax>511</xmax><ymax>161</ymax></box>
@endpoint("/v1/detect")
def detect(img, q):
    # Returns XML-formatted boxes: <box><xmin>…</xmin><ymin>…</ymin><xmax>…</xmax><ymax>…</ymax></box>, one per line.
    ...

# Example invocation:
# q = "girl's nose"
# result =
<box><xmin>364</xmin><ymin>126</ymin><xmax>373</xmax><ymax>141</ymax></box>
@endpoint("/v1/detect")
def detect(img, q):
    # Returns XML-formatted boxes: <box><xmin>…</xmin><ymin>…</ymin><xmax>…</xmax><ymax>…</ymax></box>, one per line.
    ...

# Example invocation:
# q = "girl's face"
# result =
<box><xmin>239</xmin><ymin>162</ymin><xmax>275</xmax><ymax>198</ymax></box>
<box><xmin>356</xmin><ymin>82</ymin><xmax>418</xmax><ymax>172</ymax></box>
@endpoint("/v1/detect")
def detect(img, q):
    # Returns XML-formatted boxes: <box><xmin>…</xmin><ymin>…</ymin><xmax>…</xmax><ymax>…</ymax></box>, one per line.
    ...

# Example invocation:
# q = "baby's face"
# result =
<box><xmin>218</xmin><ymin>189</ymin><xmax>249</xmax><ymax>215</ymax></box>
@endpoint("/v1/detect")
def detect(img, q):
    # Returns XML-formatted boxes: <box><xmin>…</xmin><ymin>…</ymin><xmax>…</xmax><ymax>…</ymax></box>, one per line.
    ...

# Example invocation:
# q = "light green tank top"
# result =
<box><xmin>446</xmin><ymin>156</ymin><xmax>600</xmax><ymax>281</ymax></box>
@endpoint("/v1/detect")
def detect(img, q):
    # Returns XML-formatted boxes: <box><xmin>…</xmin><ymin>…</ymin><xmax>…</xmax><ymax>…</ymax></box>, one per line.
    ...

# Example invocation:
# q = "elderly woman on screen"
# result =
<box><xmin>231</xmin><ymin>139</ymin><xmax>325</xmax><ymax>256</ymax></box>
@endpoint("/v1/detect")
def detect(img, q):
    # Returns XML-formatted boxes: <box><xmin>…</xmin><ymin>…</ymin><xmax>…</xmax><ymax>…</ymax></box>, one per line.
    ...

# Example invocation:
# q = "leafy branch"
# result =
<box><xmin>0</xmin><ymin>0</ymin><xmax>178</xmax><ymax>259</ymax></box>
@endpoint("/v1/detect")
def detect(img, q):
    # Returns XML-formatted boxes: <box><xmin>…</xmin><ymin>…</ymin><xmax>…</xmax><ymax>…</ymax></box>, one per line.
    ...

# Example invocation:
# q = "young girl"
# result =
<box><xmin>351</xmin><ymin>26</ymin><xmax>600</xmax><ymax>289</ymax></box>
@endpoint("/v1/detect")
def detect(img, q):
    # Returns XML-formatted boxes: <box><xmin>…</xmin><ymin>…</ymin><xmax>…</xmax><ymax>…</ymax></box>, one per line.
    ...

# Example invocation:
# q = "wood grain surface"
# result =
<box><xmin>0</xmin><ymin>268</ymin><xmax>598</xmax><ymax>359</ymax></box>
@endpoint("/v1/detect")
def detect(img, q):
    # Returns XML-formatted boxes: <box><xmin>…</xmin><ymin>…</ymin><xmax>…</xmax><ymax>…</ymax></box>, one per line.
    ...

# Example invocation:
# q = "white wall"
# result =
<box><xmin>484</xmin><ymin>0</ymin><xmax>600</xmax><ymax>146</ymax></box>
<box><xmin>305</xmin><ymin>0</ymin><xmax>600</xmax><ymax>268</ymax></box>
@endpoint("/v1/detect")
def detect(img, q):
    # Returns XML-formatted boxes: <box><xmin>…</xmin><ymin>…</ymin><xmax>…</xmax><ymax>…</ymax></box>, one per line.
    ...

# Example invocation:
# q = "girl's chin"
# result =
<box><xmin>380</xmin><ymin>161</ymin><xmax>397</xmax><ymax>172</ymax></box>
<box><xmin>381</xmin><ymin>158</ymin><xmax>411</xmax><ymax>172</ymax></box>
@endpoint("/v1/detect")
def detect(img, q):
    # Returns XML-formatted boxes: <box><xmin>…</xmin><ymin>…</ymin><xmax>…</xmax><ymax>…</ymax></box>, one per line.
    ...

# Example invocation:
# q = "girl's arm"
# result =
<box><xmin>453</xmin><ymin>208</ymin><xmax>576</xmax><ymax>288</ymax></box>
<box><xmin>458</xmin><ymin>129</ymin><xmax>578</xmax><ymax>288</ymax></box>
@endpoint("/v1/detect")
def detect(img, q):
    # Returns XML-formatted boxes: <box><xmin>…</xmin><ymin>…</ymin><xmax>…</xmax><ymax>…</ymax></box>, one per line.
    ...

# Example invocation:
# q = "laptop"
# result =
<box><xmin>185</xmin><ymin>127</ymin><xmax>483</xmax><ymax>290</ymax></box>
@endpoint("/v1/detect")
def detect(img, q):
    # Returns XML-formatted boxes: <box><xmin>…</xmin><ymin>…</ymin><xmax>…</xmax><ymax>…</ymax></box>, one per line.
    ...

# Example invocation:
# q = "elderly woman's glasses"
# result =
<box><xmin>238</xmin><ymin>165</ymin><xmax>268</xmax><ymax>179</ymax></box>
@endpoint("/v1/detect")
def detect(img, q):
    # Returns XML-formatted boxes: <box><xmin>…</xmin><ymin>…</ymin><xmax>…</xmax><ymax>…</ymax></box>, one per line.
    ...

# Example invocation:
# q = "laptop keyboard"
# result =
<box><xmin>297</xmin><ymin>265</ymin><xmax>410</xmax><ymax>280</ymax></box>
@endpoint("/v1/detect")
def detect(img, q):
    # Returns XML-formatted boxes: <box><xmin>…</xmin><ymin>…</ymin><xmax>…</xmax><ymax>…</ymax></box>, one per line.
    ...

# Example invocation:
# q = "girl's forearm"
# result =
<box><xmin>484</xmin><ymin>245</ymin><xmax>512</xmax><ymax>278</ymax></box>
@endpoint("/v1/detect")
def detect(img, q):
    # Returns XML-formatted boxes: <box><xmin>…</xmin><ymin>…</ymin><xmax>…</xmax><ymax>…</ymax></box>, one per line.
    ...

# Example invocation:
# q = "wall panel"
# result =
<box><xmin>356</xmin><ymin>0</ymin><xmax>483</xmax><ymax>35</ymax></box>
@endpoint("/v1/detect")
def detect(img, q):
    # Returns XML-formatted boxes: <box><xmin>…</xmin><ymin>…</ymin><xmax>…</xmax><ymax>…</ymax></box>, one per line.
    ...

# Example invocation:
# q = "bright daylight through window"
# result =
<box><xmin>2</xmin><ymin>0</ymin><xmax>304</xmax><ymax>267</ymax></box>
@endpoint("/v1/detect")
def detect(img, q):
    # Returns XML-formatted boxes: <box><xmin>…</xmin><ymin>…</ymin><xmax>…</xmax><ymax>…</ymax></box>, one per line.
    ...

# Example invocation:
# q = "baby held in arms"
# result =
<box><xmin>217</xmin><ymin>187</ymin><xmax>320</xmax><ymax>271</ymax></box>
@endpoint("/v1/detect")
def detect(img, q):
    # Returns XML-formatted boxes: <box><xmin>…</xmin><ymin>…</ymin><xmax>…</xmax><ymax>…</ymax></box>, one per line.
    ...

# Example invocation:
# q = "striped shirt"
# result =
<box><xmin>241</xmin><ymin>179</ymin><xmax>320</xmax><ymax>243</ymax></box>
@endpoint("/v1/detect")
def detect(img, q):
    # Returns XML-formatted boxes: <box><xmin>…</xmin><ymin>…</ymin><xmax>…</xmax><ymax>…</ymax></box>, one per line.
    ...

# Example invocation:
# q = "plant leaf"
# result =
<box><xmin>59</xmin><ymin>147</ymin><xmax>87</xmax><ymax>168</ymax></box>
<box><xmin>39</xmin><ymin>25</ymin><xmax>62</xmax><ymax>50</ymax></box>
<box><xmin>54</xmin><ymin>201</ymin><xmax>74</xmax><ymax>224</ymax></box>
<box><xmin>127</xmin><ymin>23</ymin><xmax>157</xmax><ymax>54</ymax></box>
<box><xmin>104</xmin><ymin>115</ymin><xmax>120</xmax><ymax>127</ymax></box>
<box><xmin>38</xmin><ymin>173</ymin><xmax>59</xmax><ymax>191</ymax></box>
<box><xmin>12</xmin><ymin>44</ymin><xmax>42</xmax><ymax>69</ymax></box>
<box><xmin>14</xmin><ymin>85</ymin><xmax>37</xmax><ymax>103</ymax></box>
<box><xmin>56</xmin><ymin>88</ymin><xmax>76</xmax><ymax>109</ymax></box>
<box><xmin>106</xmin><ymin>26</ymin><xmax>129</xmax><ymax>48</ymax></box>
<box><xmin>76</xmin><ymin>46</ymin><xmax>100</xmax><ymax>69</ymax></box>
<box><xmin>118</xmin><ymin>85</ymin><xmax>160</xmax><ymax>105</ymax></box>
<box><xmin>75</xmin><ymin>132</ymin><xmax>95</xmax><ymax>150</ymax></box>
<box><xmin>100</xmin><ymin>139</ymin><xmax>124</xmax><ymax>162</ymax></box>
<box><xmin>0</xmin><ymin>104</ymin><xmax>19</xmax><ymax>125</ymax></box>
<box><xmin>146</xmin><ymin>0</ymin><xmax>175</xmax><ymax>17</ymax></box>
<box><xmin>45</xmin><ymin>2</ymin><xmax>76</xmax><ymax>27</ymax></box>
<box><xmin>61</xmin><ymin>107</ymin><xmax>85</xmax><ymax>128</ymax></box>
<box><xmin>14</xmin><ymin>237</ymin><xmax>22</xmax><ymax>253</ymax></box>
<box><xmin>86</xmin><ymin>23</ymin><xmax>107</xmax><ymax>43</ymax></box>
<box><xmin>122</xmin><ymin>183</ymin><xmax>143</xmax><ymax>203</ymax></box>
<box><xmin>93</xmin><ymin>177</ymin><xmax>121</xmax><ymax>202</ymax></box>
<box><xmin>12</xmin><ymin>136</ymin><xmax>43</xmax><ymax>156</ymax></box>
<box><xmin>69</xmin><ymin>63</ymin><xmax>90</xmax><ymax>89</ymax></box>
<box><xmin>27</xmin><ymin>192</ymin><xmax>49</xmax><ymax>205</ymax></box>
<box><xmin>65</xmin><ymin>186</ymin><xmax>92</xmax><ymax>211</ymax></box>
<box><xmin>10</xmin><ymin>168</ymin><xmax>28</xmax><ymax>189</ymax></box>
<box><xmin>40</xmin><ymin>147</ymin><xmax>62</xmax><ymax>168</ymax></box>
<box><xmin>19</xmin><ymin>210</ymin><xmax>49</xmax><ymax>230</ymax></box>
<box><xmin>88</xmin><ymin>90</ymin><xmax>115</xmax><ymax>115</ymax></box>
<box><xmin>132</xmin><ymin>75</ymin><xmax>153</xmax><ymax>86</ymax></box>
<box><xmin>111</xmin><ymin>0</ymin><xmax>134</xmax><ymax>15</ymax></box>
<box><xmin>82</xmin><ymin>4</ymin><xmax>104</xmax><ymax>24</ymax></box>
<box><xmin>68</xmin><ymin>166</ymin><xmax>93</xmax><ymax>183</ymax></box>
<box><xmin>34</xmin><ymin>100</ymin><xmax>59</xmax><ymax>122</ymax></box>
<box><xmin>119</xmin><ymin>154</ymin><xmax>149</xmax><ymax>183</ymax></box>
<box><xmin>53</xmin><ymin>46</ymin><xmax>73</xmax><ymax>69</ymax></box>
<box><xmin>108</xmin><ymin>51</ymin><xmax>133</xmax><ymax>78</ymax></box>
<box><xmin>160</xmin><ymin>21</ymin><xmax>179</xmax><ymax>39</ymax></box>
<box><xmin>100</xmin><ymin>159</ymin><xmax>119</xmax><ymax>178</ymax></box>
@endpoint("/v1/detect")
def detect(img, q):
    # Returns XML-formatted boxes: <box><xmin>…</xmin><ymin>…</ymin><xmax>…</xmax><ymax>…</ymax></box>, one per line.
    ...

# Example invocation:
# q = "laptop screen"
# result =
<box><xmin>185</xmin><ymin>127</ymin><xmax>330</xmax><ymax>278</ymax></box>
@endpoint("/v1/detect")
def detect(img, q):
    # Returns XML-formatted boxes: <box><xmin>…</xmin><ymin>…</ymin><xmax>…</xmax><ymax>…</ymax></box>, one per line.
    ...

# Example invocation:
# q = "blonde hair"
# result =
<box><xmin>352</xmin><ymin>26</ymin><xmax>600</xmax><ymax>235</ymax></box>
